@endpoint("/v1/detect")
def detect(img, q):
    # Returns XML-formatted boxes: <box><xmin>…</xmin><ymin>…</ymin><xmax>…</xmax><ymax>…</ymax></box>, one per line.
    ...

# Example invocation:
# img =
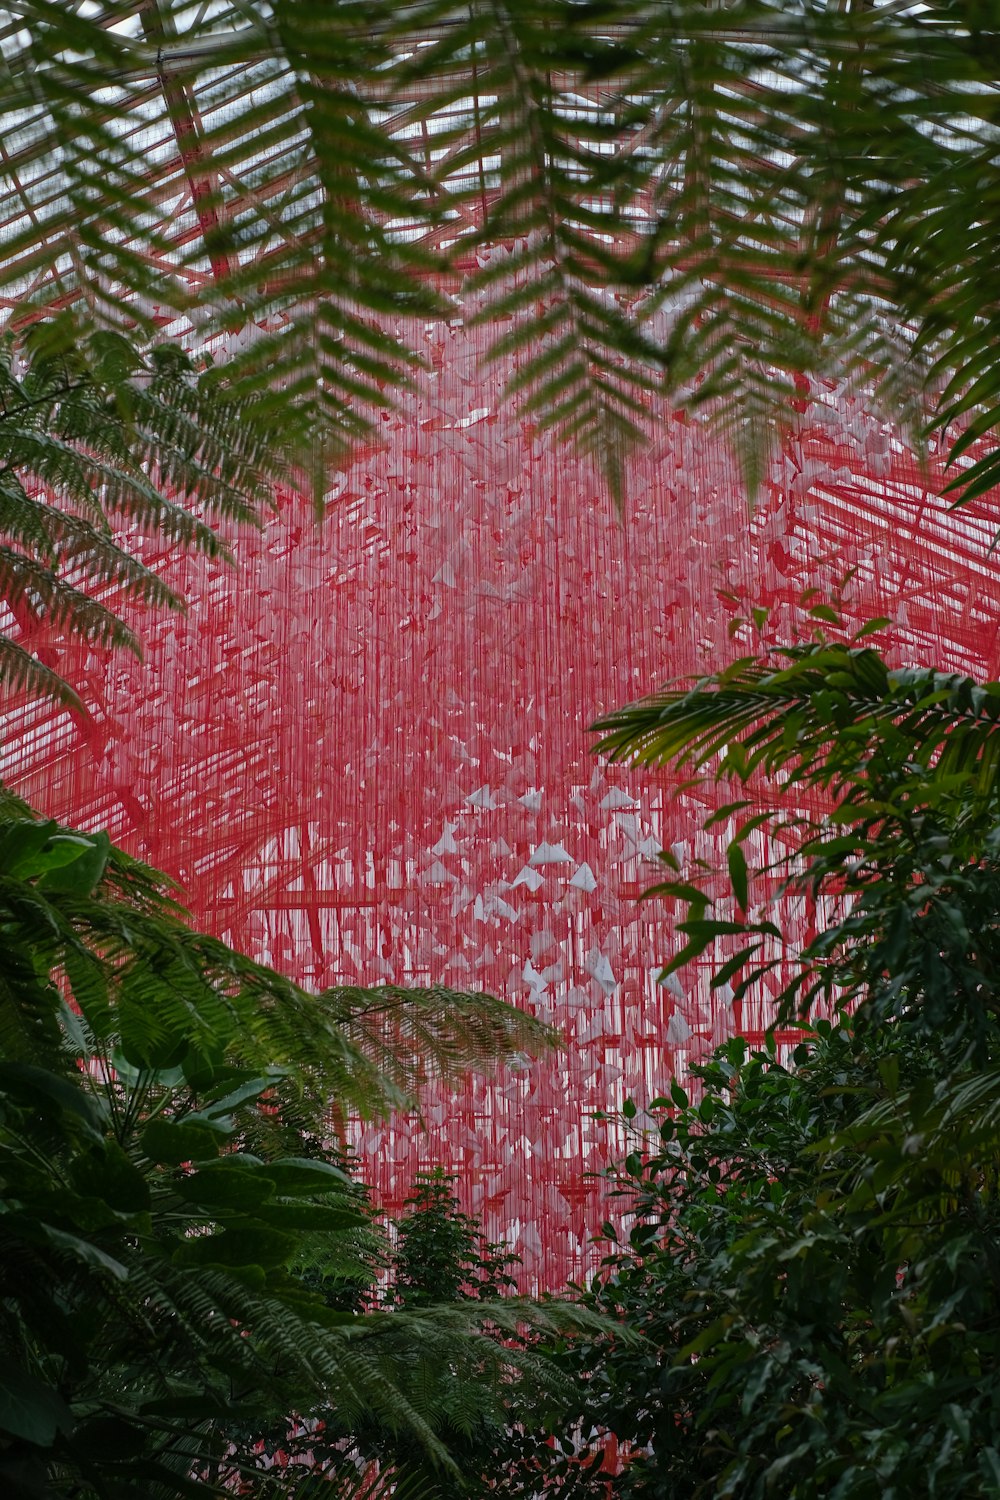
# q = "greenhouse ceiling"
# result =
<box><xmin>0</xmin><ymin>1</ymin><xmax>996</xmax><ymax>483</ymax></box>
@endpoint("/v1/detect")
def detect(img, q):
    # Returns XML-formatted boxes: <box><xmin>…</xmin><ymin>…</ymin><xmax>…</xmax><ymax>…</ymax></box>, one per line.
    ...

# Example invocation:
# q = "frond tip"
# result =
<box><xmin>326</xmin><ymin>983</ymin><xmax>560</xmax><ymax>1101</ymax></box>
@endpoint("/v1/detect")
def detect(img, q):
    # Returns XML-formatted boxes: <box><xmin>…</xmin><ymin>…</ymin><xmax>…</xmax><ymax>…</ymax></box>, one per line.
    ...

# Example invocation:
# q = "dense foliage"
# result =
<box><xmin>13</xmin><ymin>640</ymin><xmax>1000</xmax><ymax>1499</ymax></box>
<box><xmin>573</xmin><ymin>1019</ymin><xmax>1000</xmax><ymax>1499</ymax></box>
<box><xmin>217</xmin><ymin>1171</ymin><xmax>609</xmax><ymax>1499</ymax></box>
<box><xmin>594</xmin><ymin>638</ymin><xmax>1000</xmax><ymax>1051</ymax></box>
<box><xmin>393</xmin><ymin>1171</ymin><xmax>519</xmax><ymax>1309</ymax></box>
<box><xmin>562</xmin><ymin>642</ymin><xmax>1000</xmax><ymax>1496</ymax></box>
<box><xmin>0</xmin><ymin>793</ymin><xmax>565</xmax><ymax>1499</ymax></box>
<box><xmin>384</xmin><ymin>1177</ymin><xmax>611</xmax><ymax>1500</ymax></box>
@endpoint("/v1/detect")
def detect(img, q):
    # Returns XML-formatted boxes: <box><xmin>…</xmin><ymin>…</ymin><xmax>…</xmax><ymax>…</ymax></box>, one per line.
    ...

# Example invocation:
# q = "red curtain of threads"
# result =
<box><xmin>2</xmin><ymin>313</ymin><xmax>999</xmax><ymax>1289</ymax></box>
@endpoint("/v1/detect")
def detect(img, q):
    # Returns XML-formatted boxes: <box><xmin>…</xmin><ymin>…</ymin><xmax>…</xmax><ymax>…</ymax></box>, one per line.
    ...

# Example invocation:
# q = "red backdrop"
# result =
<box><xmin>4</xmin><ymin>318</ymin><xmax>1000</xmax><ymax>1287</ymax></box>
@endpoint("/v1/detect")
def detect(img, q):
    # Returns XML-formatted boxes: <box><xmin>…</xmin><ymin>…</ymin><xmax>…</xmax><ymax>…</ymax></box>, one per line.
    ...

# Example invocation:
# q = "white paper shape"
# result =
<box><xmin>584</xmin><ymin>948</ymin><xmax>617</xmax><ymax>994</ymax></box>
<box><xmin>530</xmin><ymin>929</ymin><xmax>556</xmax><ymax>959</ymax></box>
<box><xmin>529</xmin><ymin>841</ymin><xmax>572</xmax><ymax>866</ymax></box>
<box><xmin>431</xmin><ymin>821</ymin><xmax>458</xmax><ymax>855</ymax></box>
<box><xmin>601</xmin><ymin>788</ymin><xmax>638</xmax><ymax>810</ymax></box>
<box><xmin>450</xmin><ymin>884</ymin><xmax>474</xmax><ymax>915</ymax></box>
<box><xmin>666</xmin><ymin>1012</ymin><xmax>693</xmax><ymax>1043</ymax></box>
<box><xmin>489</xmin><ymin>896</ymin><xmax>519</xmax><ymax>923</ymax></box>
<box><xmin>568</xmin><ymin>861</ymin><xmax>597</xmax><ymax>892</ymax></box>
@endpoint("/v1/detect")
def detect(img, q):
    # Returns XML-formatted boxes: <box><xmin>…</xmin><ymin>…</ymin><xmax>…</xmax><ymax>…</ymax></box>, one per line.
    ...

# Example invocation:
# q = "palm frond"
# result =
<box><xmin>593</xmin><ymin>643</ymin><xmax>1000</xmax><ymax>1039</ymax></box>
<box><xmin>0</xmin><ymin>634</ymin><xmax>84</xmax><ymax>708</ymax></box>
<box><xmin>0</xmin><ymin>544</ymin><xmax>143</xmax><ymax>653</ymax></box>
<box><xmin>0</xmin><ymin>805</ymin><xmax>553</xmax><ymax>1129</ymax></box>
<box><xmin>6</xmin><ymin>1</ymin><xmax>1000</xmax><ymax>500</ymax></box>
<box><xmin>840</xmin><ymin>1064</ymin><xmax>1000</xmax><ymax>1174</ymax></box>
<box><xmin>441</xmin><ymin>1</ymin><xmax>668</xmax><ymax>494</ymax></box>
<box><xmin>0</xmin><ymin>788</ymin><xmax>593</xmax><ymax>1499</ymax></box>
<box><xmin>592</xmin><ymin>641</ymin><xmax>1000</xmax><ymax>805</ymax></box>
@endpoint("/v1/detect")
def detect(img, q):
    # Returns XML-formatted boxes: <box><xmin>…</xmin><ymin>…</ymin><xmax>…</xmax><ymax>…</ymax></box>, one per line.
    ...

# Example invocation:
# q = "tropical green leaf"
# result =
<box><xmin>0</xmin><ymin>1366</ymin><xmax>73</xmax><ymax>1447</ymax></box>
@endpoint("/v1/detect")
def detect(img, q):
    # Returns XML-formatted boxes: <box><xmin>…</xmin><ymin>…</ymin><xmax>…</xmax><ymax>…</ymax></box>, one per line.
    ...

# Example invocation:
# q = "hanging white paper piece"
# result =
<box><xmin>522</xmin><ymin>960</ymin><xmax>548</xmax><ymax>993</ymax></box>
<box><xmin>431</xmin><ymin>821</ymin><xmax>459</xmax><ymax>855</ymax></box>
<box><xmin>666</xmin><ymin>1012</ymin><xmax>693</xmax><ymax>1043</ymax></box>
<box><xmin>529</xmin><ymin>841</ymin><xmax>572</xmax><ymax>865</ymax></box>
<box><xmin>584</xmin><ymin>948</ymin><xmax>617</xmax><ymax>994</ymax></box>
<box><xmin>600</xmin><ymin>788</ymin><xmax>638</xmax><ymax>810</ymax></box>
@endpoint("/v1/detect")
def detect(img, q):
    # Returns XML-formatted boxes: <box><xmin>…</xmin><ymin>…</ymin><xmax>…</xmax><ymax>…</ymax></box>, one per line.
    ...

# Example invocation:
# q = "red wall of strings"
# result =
<box><xmin>4</xmin><ymin>316</ymin><xmax>1000</xmax><ymax>1288</ymax></box>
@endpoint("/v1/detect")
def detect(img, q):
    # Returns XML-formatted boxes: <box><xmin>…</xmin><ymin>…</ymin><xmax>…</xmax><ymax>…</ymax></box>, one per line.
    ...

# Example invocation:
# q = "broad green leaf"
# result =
<box><xmin>189</xmin><ymin>1075</ymin><xmax>278</xmax><ymax>1120</ymax></box>
<box><xmin>260</xmin><ymin>1157</ymin><xmax>352</xmax><ymax>1194</ymax></box>
<box><xmin>71</xmin><ymin>1414</ymin><xmax>150</xmax><ymax>1460</ymax></box>
<box><xmin>727</xmin><ymin>844</ymin><xmax>749</xmax><ymax>910</ymax></box>
<box><xmin>37</xmin><ymin>831</ymin><xmax>110</xmax><ymax>896</ymax></box>
<box><xmin>254</xmin><ymin>1203</ymin><xmax>370</xmax><ymax>1231</ymax></box>
<box><xmin>173</xmin><ymin>1164</ymin><xmax>276</xmax><ymax>1213</ymax></box>
<box><xmin>0</xmin><ymin>819</ymin><xmax>60</xmax><ymax>878</ymax></box>
<box><xmin>69</xmin><ymin>1143</ymin><xmax>150</xmax><ymax>1213</ymax></box>
<box><xmin>141</xmin><ymin>1116</ymin><xmax>227</xmax><ymax>1165</ymax></box>
<box><xmin>0</xmin><ymin>1061</ymin><xmax>105</xmax><ymax>1138</ymax></box>
<box><xmin>7</xmin><ymin>1217</ymin><xmax>129</xmax><ymax>1279</ymax></box>
<box><xmin>172</xmin><ymin>1225</ymin><xmax>298</xmax><ymax>1270</ymax></box>
<box><xmin>0</xmin><ymin>1365</ymin><xmax>73</xmax><ymax>1446</ymax></box>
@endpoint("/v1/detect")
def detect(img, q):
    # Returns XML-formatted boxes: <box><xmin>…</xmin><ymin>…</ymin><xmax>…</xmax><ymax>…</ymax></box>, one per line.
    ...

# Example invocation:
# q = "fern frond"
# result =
<box><xmin>0</xmin><ymin>634</ymin><xmax>84</xmax><ymax>708</ymax></box>
<box><xmin>0</xmin><ymin>545</ymin><xmax>142</xmax><ymax>653</ymax></box>
<box><xmin>326</xmin><ymin>984</ymin><xmax>559</xmax><ymax>1101</ymax></box>
<box><xmin>7</xmin><ymin>2</ymin><xmax>997</xmax><ymax>502</ymax></box>
<box><xmin>0</xmin><ymin>804</ymin><xmax>554</xmax><ymax>1128</ymax></box>
<box><xmin>0</xmin><ymin>322</ymin><xmax>284</xmax><ymax>701</ymax></box>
